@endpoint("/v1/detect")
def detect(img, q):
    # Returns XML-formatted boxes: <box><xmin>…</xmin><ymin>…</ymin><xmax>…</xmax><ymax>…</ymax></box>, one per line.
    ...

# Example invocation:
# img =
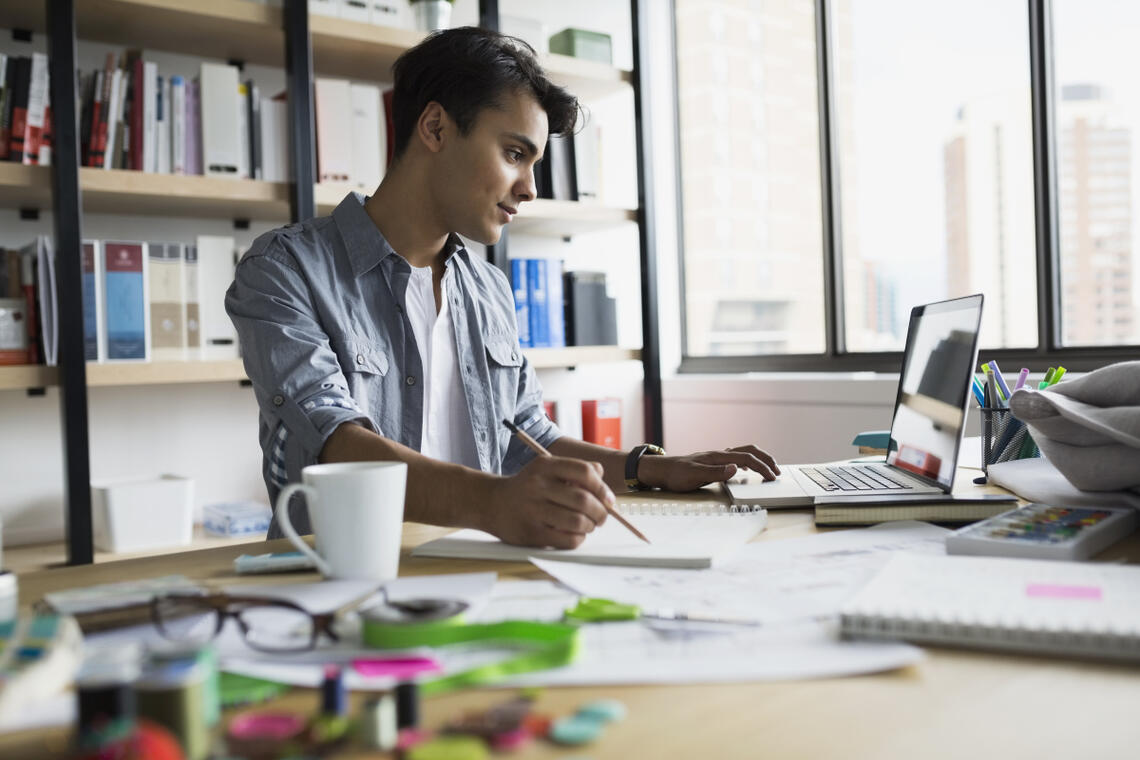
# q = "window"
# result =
<box><xmin>674</xmin><ymin>0</ymin><xmax>1140</xmax><ymax>371</ymax></box>
<box><xmin>676</xmin><ymin>0</ymin><xmax>825</xmax><ymax>356</ymax></box>
<box><xmin>1053</xmin><ymin>1</ymin><xmax>1139</xmax><ymax>346</ymax></box>
<box><xmin>832</xmin><ymin>0</ymin><xmax>1036</xmax><ymax>352</ymax></box>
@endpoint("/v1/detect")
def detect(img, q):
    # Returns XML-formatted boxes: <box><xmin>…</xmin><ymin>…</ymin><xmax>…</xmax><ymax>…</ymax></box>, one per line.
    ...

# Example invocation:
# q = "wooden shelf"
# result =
<box><xmin>525</xmin><ymin>346</ymin><xmax>641</xmax><ymax>369</ymax></box>
<box><xmin>0</xmin><ymin>351</ymin><xmax>641</xmax><ymax>390</ymax></box>
<box><xmin>310</xmin><ymin>15</ymin><xmax>425</xmax><ymax>81</ymax></box>
<box><xmin>0</xmin><ymin>164</ymin><xmax>292</xmax><ymax>220</ymax></box>
<box><xmin>511</xmin><ymin>198</ymin><xmax>637</xmax><ymax>237</ymax></box>
<box><xmin>0</xmin><ymin>361</ymin><xmax>248</xmax><ymax>391</ymax></box>
<box><xmin>315</xmin><ymin>181</ymin><xmax>369</xmax><ymax>215</ymax></box>
<box><xmin>0</xmin><ymin>0</ymin><xmax>285</xmax><ymax>69</ymax></box>
<box><xmin>0</xmin><ymin>0</ymin><xmax>629</xmax><ymax>98</ymax></box>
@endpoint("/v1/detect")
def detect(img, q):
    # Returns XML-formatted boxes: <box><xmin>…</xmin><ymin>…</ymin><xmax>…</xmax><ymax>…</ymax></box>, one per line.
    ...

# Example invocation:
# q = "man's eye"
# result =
<box><xmin>506</xmin><ymin>149</ymin><xmax>523</xmax><ymax>162</ymax></box>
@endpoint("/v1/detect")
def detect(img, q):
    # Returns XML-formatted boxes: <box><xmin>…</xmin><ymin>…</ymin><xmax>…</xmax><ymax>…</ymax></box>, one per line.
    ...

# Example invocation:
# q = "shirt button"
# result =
<box><xmin>406</xmin><ymin>375</ymin><xmax>416</xmax><ymax>386</ymax></box>
<box><xmin>272</xmin><ymin>395</ymin><xmax>284</xmax><ymax>406</ymax></box>
<box><xmin>356</xmin><ymin>354</ymin><xmax>364</xmax><ymax>364</ymax></box>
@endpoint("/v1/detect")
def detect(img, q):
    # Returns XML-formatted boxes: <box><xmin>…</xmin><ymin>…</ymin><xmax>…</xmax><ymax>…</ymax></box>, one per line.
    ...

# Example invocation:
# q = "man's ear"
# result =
<box><xmin>416</xmin><ymin>101</ymin><xmax>449</xmax><ymax>154</ymax></box>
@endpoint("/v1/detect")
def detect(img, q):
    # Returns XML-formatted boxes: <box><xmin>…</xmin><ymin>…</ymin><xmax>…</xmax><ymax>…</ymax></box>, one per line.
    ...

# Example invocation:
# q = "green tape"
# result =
<box><xmin>362</xmin><ymin>612</ymin><xmax>580</xmax><ymax>697</ymax></box>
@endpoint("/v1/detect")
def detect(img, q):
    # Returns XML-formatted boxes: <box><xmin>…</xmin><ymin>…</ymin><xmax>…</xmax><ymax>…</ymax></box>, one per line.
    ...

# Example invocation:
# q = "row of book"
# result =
<box><xmin>0</xmin><ymin>238</ymin><xmax>54</xmax><ymax>365</ymax></box>
<box><xmin>0</xmin><ymin>54</ymin><xmax>52</xmax><ymax>165</ymax></box>
<box><xmin>74</xmin><ymin>54</ymin><xmax>292</xmax><ymax>182</ymax></box>
<box><xmin>82</xmin><ymin>237</ymin><xmax>240</xmax><ymax>363</ymax></box>
<box><xmin>511</xmin><ymin>259</ymin><xmax>617</xmax><ymax>349</ymax></box>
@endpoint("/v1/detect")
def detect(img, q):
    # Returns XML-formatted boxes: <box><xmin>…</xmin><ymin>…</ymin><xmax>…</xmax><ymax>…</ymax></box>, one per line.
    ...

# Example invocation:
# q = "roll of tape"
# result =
<box><xmin>359</xmin><ymin>599</ymin><xmax>581</xmax><ymax>697</ymax></box>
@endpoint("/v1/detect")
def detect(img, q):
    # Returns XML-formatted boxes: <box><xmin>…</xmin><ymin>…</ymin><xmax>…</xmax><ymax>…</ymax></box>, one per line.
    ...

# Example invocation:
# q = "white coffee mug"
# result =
<box><xmin>274</xmin><ymin>461</ymin><xmax>408</xmax><ymax>581</ymax></box>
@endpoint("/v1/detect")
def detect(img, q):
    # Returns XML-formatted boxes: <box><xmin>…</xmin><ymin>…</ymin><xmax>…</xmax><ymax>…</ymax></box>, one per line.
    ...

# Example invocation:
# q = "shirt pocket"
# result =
<box><xmin>484</xmin><ymin>337</ymin><xmax>523</xmax><ymax>441</ymax></box>
<box><xmin>334</xmin><ymin>339</ymin><xmax>389</xmax><ymax>385</ymax></box>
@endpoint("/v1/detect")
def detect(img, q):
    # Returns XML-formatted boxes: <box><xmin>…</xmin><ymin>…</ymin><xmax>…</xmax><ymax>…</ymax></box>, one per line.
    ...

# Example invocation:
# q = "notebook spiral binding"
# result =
<box><xmin>618</xmin><ymin>502</ymin><xmax>766</xmax><ymax>516</ymax></box>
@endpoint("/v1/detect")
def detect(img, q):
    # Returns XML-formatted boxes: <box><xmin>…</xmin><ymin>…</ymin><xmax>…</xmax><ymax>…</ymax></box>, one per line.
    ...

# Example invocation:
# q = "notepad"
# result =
<box><xmin>412</xmin><ymin>504</ymin><xmax>768</xmax><ymax>569</ymax></box>
<box><xmin>840</xmin><ymin>553</ymin><xmax>1140</xmax><ymax>662</ymax></box>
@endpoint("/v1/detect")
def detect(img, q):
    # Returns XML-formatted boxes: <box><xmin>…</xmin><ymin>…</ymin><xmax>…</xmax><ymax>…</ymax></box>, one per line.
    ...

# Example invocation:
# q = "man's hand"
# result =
<box><xmin>483</xmin><ymin>456</ymin><xmax>615</xmax><ymax>549</ymax></box>
<box><xmin>637</xmin><ymin>444</ymin><xmax>781</xmax><ymax>492</ymax></box>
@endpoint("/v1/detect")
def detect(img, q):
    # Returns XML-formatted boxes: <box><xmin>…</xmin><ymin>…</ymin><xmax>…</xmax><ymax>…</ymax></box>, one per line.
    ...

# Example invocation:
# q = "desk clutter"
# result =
<box><xmin>5</xmin><ymin>508</ymin><xmax>1140</xmax><ymax>756</ymax></box>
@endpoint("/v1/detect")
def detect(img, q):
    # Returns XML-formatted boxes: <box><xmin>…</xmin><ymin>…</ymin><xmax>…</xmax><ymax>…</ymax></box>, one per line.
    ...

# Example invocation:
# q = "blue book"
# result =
<box><xmin>546</xmin><ymin>258</ymin><xmax>565</xmax><ymax>348</ymax></box>
<box><xmin>511</xmin><ymin>258</ymin><xmax>531</xmax><ymax>348</ymax></box>
<box><xmin>102</xmin><ymin>241</ymin><xmax>148</xmax><ymax>360</ymax></box>
<box><xmin>527</xmin><ymin>259</ymin><xmax>550</xmax><ymax>348</ymax></box>
<box><xmin>81</xmin><ymin>242</ymin><xmax>100</xmax><ymax>361</ymax></box>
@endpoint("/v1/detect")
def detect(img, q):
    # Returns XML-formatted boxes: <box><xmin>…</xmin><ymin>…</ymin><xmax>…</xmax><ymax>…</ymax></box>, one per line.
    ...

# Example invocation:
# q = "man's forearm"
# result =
<box><xmin>547</xmin><ymin>437</ymin><xmax>629</xmax><ymax>493</ymax></box>
<box><xmin>319</xmin><ymin>422</ymin><xmax>499</xmax><ymax>530</ymax></box>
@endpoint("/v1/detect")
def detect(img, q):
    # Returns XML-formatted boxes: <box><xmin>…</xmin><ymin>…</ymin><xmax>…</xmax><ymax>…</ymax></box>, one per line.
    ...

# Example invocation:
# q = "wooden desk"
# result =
<box><xmin>5</xmin><ymin>485</ymin><xmax>1140</xmax><ymax>759</ymax></box>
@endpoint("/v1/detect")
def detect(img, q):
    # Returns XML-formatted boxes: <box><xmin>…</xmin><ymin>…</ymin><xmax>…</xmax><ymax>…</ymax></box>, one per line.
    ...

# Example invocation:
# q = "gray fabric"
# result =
<box><xmin>1008</xmin><ymin>361</ymin><xmax>1140</xmax><ymax>493</ymax></box>
<box><xmin>225</xmin><ymin>192</ymin><xmax>561</xmax><ymax>536</ymax></box>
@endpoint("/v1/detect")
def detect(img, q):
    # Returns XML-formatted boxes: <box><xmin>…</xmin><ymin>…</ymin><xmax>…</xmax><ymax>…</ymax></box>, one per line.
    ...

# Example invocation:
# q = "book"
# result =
<box><xmin>81</xmin><ymin>241</ymin><xmax>104</xmax><ymax>361</ymax></box>
<box><xmin>183</xmin><ymin>243</ymin><xmax>200</xmax><ymax>354</ymax></box>
<box><xmin>314</xmin><ymin>77</ymin><xmax>352</xmax><ymax>183</ymax></box>
<box><xmin>156</xmin><ymin>75</ymin><xmax>171</xmax><ymax>174</ymax></box>
<box><xmin>535</xmin><ymin>133</ymin><xmax>577</xmax><ymax>200</ymax></box>
<box><xmin>259</xmin><ymin>93</ymin><xmax>289</xmax><ymax>182</ymax></box>
<box><xmin>246</xmin><ymin>80</ymin><xmax>261</xmax><ymax>180</ymax></box>
<box><xmin>32</xmin><ymin>236</ymin><xmax>57</xmax><ymax>365</ymax></box>
<box><xmin>142</xmin><ymin>61</ymin><xmax>158</xmax><ymax>172</ymax></box>
<box><xmin>527</xmin><ymin>258</ymin><xmax>549</xmax><ymax>348</ymax></box>
<box><xmin>170</xmin><ymin>75</ymin><xmax>186</xmax><ymax>174</ymax></box>
<box><xmin>194</xmin><ymin>235</ymin><xmax>238</xmax><ymax>359</ymax></box>
<box><xmin>100</xmin><ymin>241</ymin><xmax>149</xmax><ymax>361</ymax></box>
<box><xmin>147</xmin><ymin>242</ymin><xmax>186</xmax><ymax>361</ymax></box>
<box><xmin>348</xmin><ymin>82</ymin><xmax>383</xmax><ymax>189</ymax></box>
<box><xmin>5</xmin><ymin>56</ymin><xmax>30</xmax><ymax>162</ymax></box>
<box><xmin>574</xmin><ymin>123</ymin><xmax>601</xmax><ymax>200</ymax></box>
<box><xmin>510</xmin><ymin>259</ymin><xmax>530</xmax><ymax>348</ymax></box>
<box><xmin>813</xmin><ymin>494</ymin><xmax>1019</xmax><ymax>526</ymax></box>
<box><xmin>412</xmin><ymin>503</ymin><xmax>769</xmax><ymax>569</ymax></box>
<box><xmin>564</xmin><ymin>270</ymin><xmax>616</xmax><ymax>346</ymax></box>
<box><xmin>840</xmin><ymin>553</ymin><xmax>1140</xmax><ymax>663</ymax></box>
<box><xmin>0</xmin><ymin>54</ymin><xmax>9</xmax><ymax>161</ymax></box>
<box><xmin>546</xmin><ymin>258</ymin><xmax>565</xmax><ymax>348</ymax></box>
<box><xmin>581</xmin><ymin>398</ymin><xmax>621</xmax><ymax>449</ymax></box>
<box><xmin>200</xmin><ymin>62</ymin><xmax>241</xmax><ymax>177</ymax></box>
<box><xmin>236</xmin><ymin>80</ymin><xmax>250</xmax><ymax>179</ymax></box>
<box><xmin>184</xmin><ymin>79</ymin><xmax>202</xmax><ymax>175</ymax></box>
<box><xmin>19</xmin><ymin>52</ymin><xmax>49</xmax><ymax>166</ymax></box>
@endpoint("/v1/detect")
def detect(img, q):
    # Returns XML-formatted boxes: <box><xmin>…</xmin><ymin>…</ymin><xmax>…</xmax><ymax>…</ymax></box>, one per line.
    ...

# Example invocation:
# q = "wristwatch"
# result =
<box><xmin>624</xmin><ymin>444</ymin><xmax>666</xmax><ymax>491</ymax></box>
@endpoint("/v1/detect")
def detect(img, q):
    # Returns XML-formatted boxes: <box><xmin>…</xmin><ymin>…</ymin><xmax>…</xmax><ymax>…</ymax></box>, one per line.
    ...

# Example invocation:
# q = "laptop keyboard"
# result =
<box><xmin>800</xmin><ymin>465</ymin><xmax>914</xmax><ymax>492</ymax></box>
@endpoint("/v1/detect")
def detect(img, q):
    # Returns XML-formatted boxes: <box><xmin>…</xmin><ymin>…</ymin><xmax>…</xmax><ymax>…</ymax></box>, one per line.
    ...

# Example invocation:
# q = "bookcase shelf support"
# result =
<box><xmin>285</xmin><ymin>0</ymin><xmax>317</xmax><ymax>222</ymax></box>
<box><xmin>48</xmin><ymin>0</ymin><xmax>95</xmax><ymax>566</ymax></box>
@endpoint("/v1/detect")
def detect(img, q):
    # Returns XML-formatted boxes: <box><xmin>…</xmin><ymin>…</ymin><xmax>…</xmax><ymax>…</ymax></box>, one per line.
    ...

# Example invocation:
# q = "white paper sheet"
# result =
<box><xmin>532</xmin><ymin>520</ymin><xmax>950</xmax><ymax>625</ymax></box>
<box><xmin>481</xmin><ymin>580</ymin><xmax>924</xmax><ymax>685</ymax></box>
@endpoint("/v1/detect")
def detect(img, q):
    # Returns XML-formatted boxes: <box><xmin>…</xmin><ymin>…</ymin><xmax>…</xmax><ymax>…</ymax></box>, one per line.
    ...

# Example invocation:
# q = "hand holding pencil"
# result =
<box><xmin>503</xmin><ymin>418</ymin><xmax>651</xmax><ymax>545</ymax></box>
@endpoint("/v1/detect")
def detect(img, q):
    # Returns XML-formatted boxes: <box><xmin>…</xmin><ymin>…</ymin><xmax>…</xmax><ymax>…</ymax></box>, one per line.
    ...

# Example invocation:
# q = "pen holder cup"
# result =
<box><xmin>981</xmin><ymin>407</ymin><xmax>1041</xmax><ymax>474</ymax></box>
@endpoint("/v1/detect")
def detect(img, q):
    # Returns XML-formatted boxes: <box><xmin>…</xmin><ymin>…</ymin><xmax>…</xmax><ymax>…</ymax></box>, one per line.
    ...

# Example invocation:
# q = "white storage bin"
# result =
<box><xmin>91</xmin><ymin>475</ymin><xmax>194</xmax><ymax>553</ymax></box>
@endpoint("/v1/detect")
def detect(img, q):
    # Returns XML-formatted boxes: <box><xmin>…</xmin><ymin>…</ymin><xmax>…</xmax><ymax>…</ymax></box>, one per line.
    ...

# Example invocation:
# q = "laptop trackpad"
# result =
<box><xmin>723</xmin><ymin>473</ymin><xmax>812</xmax><ymax>508</ymax></box>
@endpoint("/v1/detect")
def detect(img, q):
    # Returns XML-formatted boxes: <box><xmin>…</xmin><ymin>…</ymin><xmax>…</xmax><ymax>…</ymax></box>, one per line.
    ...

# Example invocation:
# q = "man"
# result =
<box><xmin>226</xmin><ymin>27</ymin><xmax>779</xmax><ymax>548</ymax></box>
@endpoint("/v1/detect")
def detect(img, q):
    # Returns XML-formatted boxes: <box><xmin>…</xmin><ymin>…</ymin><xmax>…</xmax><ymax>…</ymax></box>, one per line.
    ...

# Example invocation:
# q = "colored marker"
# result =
<box><xmin>971</xmin><ymin>376</ymin><xmax>985</xmax><ymax>406</ymax></box>
<box><xmin>1014</xmin><ymin>367</ymin><xmax>1030</xmax><ymax>391</ymax></box>
<box><xmin>1038</xmin><ymin>367</ymin><xmax>1056</xmax><ymax>390</ymax></box>
<box><xmin>988</xmin><ymin>360</ymin><xmax>1012</xmax><ymax>401</ymax></box>
<box><xmin>1049</xmin><ymin>366</ymin><xmax>1067</xmax><ymax>386</ymax></box>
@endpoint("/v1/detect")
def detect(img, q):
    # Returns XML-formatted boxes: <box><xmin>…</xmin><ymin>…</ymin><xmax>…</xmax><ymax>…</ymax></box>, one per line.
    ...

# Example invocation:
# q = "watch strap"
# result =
<box><xmin>624</xmin><ymin>444</ymin><xmax>665</xmax><ymax>490</ymax></box>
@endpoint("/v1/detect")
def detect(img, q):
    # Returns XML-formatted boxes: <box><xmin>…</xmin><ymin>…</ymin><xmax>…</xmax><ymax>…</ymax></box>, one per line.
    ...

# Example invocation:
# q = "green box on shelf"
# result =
<box><xmin>549</xmin><ymin>28</ymin><xmax>613</xmax><ymax>65</ymax></box>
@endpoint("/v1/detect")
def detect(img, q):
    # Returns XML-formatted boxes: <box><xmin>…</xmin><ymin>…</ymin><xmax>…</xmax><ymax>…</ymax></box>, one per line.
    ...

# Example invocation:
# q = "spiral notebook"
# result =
<box><xmin>412</xmin><ymin>504</ymin><xmax>768</xmax><ymax>569</ymax></box>
<box><xmin>840</xmin><ymin>553</ymin><xmax>1140</xmax><ymax>662</ymax></box>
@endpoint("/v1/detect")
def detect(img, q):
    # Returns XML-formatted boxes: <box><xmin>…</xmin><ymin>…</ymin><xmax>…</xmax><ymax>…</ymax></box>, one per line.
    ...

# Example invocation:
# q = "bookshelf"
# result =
<box><xmin>8</xmin><ymin>0</ymin><xmax>661</xmax><ymax>564</ymax></box>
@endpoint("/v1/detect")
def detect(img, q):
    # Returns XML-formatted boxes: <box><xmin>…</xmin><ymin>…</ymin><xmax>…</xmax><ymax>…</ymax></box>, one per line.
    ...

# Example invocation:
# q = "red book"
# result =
<box><xmin>543</xmin><ymin>400</ymin><xmax>557</xmax><ymax>424</ymax></box>
<box><xmin>581</xmin><ymin>399</ymin><xmax>621</xmax><ymax>450</ymax></box>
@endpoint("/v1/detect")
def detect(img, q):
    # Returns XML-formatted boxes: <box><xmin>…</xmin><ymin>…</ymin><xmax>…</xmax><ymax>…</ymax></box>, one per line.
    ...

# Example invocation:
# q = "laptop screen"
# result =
<box><xmin>885</xmin><ymin>294</ymin><xmax>984</xmax><ymax>491</ymax></box>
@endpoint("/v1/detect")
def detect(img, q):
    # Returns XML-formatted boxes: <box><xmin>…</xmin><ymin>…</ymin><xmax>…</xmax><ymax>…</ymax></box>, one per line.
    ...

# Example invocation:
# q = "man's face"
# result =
<box><xmin>432</xmin><ymin>90</ymin><xmax>548</xmax><ymax>245</ymax></box>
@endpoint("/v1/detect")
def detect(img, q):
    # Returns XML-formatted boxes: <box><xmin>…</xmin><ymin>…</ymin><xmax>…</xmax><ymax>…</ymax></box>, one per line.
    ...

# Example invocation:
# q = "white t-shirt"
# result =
<box><xmin>404</xmin><ymin>263</ymin><xmax>480</xmax><ymax>468</ymax></box>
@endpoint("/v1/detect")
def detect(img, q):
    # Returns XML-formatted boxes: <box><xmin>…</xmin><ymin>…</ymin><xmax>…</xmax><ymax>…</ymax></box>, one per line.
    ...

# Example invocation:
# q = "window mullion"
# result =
<box><xmin>1028</xmin><ymin>0</ymin><xmax>1062</xmax><ymax>352</ymax></box>
<box><xmin>816</xmin><ymin>0</ymin><xmax>845</xmax><ymax>357</ymax></box>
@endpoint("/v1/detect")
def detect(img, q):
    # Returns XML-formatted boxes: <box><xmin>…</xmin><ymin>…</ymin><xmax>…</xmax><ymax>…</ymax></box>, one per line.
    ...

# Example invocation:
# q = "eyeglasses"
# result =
<box><xmin>150</xmin><ymin>592</ymin><xmax>343</xmax><ymax>653</ymax></box>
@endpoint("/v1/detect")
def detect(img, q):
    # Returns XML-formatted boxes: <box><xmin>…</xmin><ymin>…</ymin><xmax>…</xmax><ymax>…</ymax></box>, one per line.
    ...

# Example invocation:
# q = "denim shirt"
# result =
<box><xmin>225</xmin><ymin>193</ymin><xmax>561</xmax><ymax>537</ymax></box>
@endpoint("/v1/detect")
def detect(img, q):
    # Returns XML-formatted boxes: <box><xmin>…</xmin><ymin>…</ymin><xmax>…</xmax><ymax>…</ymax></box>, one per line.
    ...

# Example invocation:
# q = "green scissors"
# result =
<box><xmin>564</xmin><ymin>597</ymin><xmax>760</xmax><ymax>627</ymax></box>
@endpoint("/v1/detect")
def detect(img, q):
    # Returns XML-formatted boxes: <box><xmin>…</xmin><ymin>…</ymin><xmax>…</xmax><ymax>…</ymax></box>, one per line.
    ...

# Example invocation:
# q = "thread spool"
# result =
<box><xmin>359</xmin><ymin>690</ymin><xmax>399</xmax><ymax>751</ymax></box>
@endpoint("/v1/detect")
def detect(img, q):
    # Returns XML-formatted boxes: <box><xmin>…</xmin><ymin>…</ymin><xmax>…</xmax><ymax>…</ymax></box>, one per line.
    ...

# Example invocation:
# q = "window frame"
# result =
<box><xmin>674</xmin><ymin>0</ymin><xmax>1140</xmax><ymax>374</ymax></box>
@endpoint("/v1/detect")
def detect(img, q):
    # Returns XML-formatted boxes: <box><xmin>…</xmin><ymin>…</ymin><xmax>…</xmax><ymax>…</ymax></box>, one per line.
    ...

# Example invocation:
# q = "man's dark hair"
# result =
<box><xmin>390</xmin><ymin>26</ymin><xmax>580</xmax><ymax>160</ymax></box>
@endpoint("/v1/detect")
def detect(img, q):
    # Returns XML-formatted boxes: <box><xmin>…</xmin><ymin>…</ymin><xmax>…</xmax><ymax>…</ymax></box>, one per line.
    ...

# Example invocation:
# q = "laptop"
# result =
<box><xmin>724</xmin><ymin>294</ymin><xmax>984</xmax><ymax>508</ymax></box>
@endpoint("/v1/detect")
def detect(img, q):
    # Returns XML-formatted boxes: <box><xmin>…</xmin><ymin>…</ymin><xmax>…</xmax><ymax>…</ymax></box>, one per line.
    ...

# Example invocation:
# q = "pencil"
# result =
<box><xmin>501</xmin><ymin>418</ymin><xmax>651</xmax><ymax>545</ymax></box>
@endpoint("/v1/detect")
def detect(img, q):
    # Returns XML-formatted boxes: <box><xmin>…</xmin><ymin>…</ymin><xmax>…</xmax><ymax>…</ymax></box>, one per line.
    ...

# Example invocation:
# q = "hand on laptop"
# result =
<box><xmin>637</xmin><ymin>445</ymin><xmax>780</xmax><ymax>492</ymax></box>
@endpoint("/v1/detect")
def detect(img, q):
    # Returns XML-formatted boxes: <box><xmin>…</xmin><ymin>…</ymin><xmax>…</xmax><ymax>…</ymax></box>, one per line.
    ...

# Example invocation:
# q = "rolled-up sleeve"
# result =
<box><xmin>225</xmin><ymin>238</ymin><xmax>375</xmax><ymax>486</ymax></box>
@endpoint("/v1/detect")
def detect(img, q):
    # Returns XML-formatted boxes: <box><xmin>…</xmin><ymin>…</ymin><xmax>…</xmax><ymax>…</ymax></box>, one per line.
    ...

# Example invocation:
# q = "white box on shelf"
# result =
<box><xmin>501</xmin><ymin>15</ymin><xmax>548</xmax><ymax>54</ymax></box>
<box><xmin>203</xmin><ymin>500</ymin><xmax>272</xmax><ymax>538</ymax></box>
<box><xmin>91</xmin><ymin>475</ymin><xmax>194</xmax><ymax>553</ymax></box>
<box><xmin>338</xmin><ymin>0</ymin><xmax>370</xmax><ymax>23</ymax></box>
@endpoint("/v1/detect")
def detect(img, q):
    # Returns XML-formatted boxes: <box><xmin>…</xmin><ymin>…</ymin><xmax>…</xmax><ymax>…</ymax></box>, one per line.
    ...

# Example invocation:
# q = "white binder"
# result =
<box><xmin>349</xmin><ymin>82</ymin><xmax>384</xmax><ymax>189</ymax></box>
<box><xmin>195</xmin><ymin>235</ymin><xmax>239</xmax><ymax>360</ymax></box>
<box><xmin>200</xmin><ymin>63</ymin><xmax>242</xmax><ymax>178</ymax></box>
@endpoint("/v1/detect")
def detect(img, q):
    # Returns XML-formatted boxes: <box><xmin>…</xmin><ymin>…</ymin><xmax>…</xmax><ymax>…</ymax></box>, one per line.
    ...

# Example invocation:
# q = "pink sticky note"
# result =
<box><xmin>352</xmin><ymin>656</ymin><xmax>442</xmax><ymax>680</ymax></box>
<box><xmin>1026</xmin><ymin>584</ymin><xmax>1102</xmax><ymax>601</ymax></box>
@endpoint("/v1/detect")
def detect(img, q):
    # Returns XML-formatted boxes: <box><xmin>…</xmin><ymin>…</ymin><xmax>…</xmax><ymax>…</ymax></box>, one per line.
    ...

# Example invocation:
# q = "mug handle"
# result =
<box><xmin>274</xmin><ymin>483</ymin><xmax>333</xmax><ymax>577</ymax></box>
